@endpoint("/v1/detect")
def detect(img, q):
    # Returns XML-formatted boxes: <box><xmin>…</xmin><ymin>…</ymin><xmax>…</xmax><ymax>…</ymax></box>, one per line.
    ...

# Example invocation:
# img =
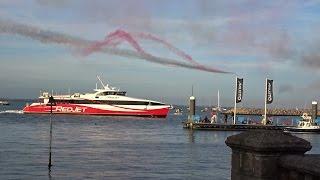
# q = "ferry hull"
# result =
<box><xmin>23</xmin><ymin>104</ymin><xmax>169</xmax><ymax>118</ymax></box>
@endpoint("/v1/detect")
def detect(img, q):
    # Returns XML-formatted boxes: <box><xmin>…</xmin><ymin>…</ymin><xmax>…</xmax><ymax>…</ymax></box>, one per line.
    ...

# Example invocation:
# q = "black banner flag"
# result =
<box><xmin>266</xmin><ymin>79</ymin><xmax>273</xmax><ymax>104</ymax></box>
<box><xmin>236</xmin><ymin>78</ymin><xmax>243</xmax><ymax>103</ymax></box>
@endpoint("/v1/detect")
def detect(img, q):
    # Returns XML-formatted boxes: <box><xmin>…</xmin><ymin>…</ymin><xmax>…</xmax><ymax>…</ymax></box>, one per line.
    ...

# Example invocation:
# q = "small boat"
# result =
<box><xmin>201</xmin><ymin>107</ymin><xmax>209</xmax><ymax>112</ymax></box>
<box><xmin>173</xmin><ymin>108</ymin><xmax>183</xmax><ymax>115</ymax></box>
<box><xmin>285</xmin><ymin>113</ymin><xmax>320</xmax><ymax>133</ymax></box>
<box><xmin>0</xmin><ymin>101</ymin><xmax>10</xmax><ymax>105</ymax></box>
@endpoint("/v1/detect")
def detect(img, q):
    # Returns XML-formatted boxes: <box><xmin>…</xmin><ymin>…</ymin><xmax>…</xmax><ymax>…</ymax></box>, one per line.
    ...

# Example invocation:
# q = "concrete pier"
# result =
<box><xmin>225</xmin><ymin>130</ymin><xmax>312</xmax><ymax>180</ymax></box>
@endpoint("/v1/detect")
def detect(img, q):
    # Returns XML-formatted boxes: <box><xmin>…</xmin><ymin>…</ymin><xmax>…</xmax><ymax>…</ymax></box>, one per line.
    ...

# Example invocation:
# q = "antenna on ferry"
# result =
<box><xmin>218</xmin><ymin>90</ymin><xmax>220</xmax><ymax>110</ymax></box>
<box><xmin>97</xmin><ymin>75</ymin><xmax>106</xmax><ymax>88</ymax></box>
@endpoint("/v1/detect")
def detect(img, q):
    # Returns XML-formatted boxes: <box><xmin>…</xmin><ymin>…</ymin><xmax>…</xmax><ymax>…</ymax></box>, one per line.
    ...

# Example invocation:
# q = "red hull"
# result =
<box><xmin>23</xmin><ymin>104</ymin><xmax>169</xmax><ymax>118</ymax></box>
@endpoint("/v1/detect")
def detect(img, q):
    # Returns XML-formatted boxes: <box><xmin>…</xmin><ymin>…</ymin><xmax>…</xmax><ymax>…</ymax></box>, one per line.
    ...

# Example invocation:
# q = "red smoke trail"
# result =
<box><xmin>0</xmin><ymin>19</ymin><xmax>231</xmax><ymax>74</ymax></box>
<box><xmin>133</xmin><ymin>32</ymin><xmax>202</xmax><ymax>66</ymax></box>
<box><xmin>84</xmin><ymin>29</ymin><xmax>205</xmax><ymax>68</ymax></box>
<box><xmin>84</xmin><ymin>29</ymin><xmax>151</xmax><ymax>56</ymax></box>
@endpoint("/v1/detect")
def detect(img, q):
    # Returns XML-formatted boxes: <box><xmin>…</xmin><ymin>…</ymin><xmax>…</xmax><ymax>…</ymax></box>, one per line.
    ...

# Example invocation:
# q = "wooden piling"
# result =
<box><xmin>48</xmin><ymin>96</ymin><xmax>55</xmax><ymax>169</ymax></box>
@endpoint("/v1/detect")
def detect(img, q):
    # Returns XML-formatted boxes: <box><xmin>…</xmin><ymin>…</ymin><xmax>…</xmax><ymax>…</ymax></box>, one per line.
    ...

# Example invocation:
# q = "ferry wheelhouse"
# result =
<box><xmin>23</xmin><ymin>77</ymin><xmax>170</xmax><ymax>118</ymax></box>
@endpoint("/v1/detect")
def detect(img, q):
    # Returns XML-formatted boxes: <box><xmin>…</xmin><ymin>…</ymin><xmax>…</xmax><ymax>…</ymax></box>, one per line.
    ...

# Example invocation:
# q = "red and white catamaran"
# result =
<box><xmin>23</xmin><ymin>76</ymin><xmax>170</xmax><ymax>118</ymax></box>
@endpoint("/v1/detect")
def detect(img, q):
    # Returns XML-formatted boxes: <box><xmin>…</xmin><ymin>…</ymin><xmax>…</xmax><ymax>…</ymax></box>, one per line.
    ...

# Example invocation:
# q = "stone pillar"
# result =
<box><xmin>225</xmin><ymin>130</ymin><xmax>312</xmax><ymax>180</ymax></box>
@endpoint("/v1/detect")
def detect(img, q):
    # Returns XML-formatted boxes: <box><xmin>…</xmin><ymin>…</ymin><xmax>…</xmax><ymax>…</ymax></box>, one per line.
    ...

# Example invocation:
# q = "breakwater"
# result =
<box><xmin>222</xmin><ymin>107</ymin><xmax>319</xmax><ymax>116</ymax></box>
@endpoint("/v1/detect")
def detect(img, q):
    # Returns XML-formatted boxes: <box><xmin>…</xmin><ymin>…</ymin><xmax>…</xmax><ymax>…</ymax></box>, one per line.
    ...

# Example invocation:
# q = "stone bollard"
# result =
<box><xmin>225</xmin><ymin>130</ymin><xmax>312</xmax><ymax>180</ymax></box>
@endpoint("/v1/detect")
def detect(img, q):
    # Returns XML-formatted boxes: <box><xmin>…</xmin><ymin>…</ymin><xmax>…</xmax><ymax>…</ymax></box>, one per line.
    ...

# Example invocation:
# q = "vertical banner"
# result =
<box><xmin>236</xmin><ymin>78</ymin><xmax>244</xmax><ymax>103</ymax></box>
<box><xmin>266</xmin><ymin>79</ymin><xmax>273</xmax><ymax>104</ymax></box>
<box><xmin>233</xmin><ymin>77</ymin><xmax>243</xmax><ymax>124</ymax></box>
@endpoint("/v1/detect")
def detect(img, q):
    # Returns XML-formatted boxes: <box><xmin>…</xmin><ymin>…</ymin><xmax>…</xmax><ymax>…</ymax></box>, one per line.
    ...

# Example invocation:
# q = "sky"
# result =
<box><xmin>0</xmin><ymin>0</ymin><xmax>320</xmax><ymax>108</ymax></box>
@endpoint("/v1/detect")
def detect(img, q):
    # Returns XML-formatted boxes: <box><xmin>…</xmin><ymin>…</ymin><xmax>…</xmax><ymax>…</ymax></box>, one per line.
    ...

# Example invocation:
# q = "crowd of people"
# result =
<box><xmin>224</xmin><ymin>107</ymin><xmax>315</xmax><ymax>116</ymax></box>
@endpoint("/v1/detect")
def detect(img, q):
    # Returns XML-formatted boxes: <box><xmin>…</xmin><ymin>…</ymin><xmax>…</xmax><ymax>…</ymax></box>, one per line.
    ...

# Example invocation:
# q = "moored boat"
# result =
<box><xmin>23</xmin><ymin>76</ymin><xmax>170</xmax><ymax>118</ymax></box>
<box><xmin>0</xmin><ymin>101</ymin><xmax>10</xmax><ymax>105</ymax></box>
<box><xmin>285</xmin><ymin>113</ymin><xmax>320</xmax><ymax>133</ymax></box>
<box><xmin>173</xmin><ymin>108</ymin><xmax>183</xmax><ymax>115</ymax></box>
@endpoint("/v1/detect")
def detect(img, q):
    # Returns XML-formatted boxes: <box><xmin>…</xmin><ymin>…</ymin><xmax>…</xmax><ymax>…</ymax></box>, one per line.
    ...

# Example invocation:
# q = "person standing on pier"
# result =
<box><xmin>224</xmin><ymin>114</ymin><xmax>228</xmax><ymax>124</ymax></box>
<box><xmin>211</xmin><ymin>111</ymin><xmax>217</xmax><ymax>123</ymax></box>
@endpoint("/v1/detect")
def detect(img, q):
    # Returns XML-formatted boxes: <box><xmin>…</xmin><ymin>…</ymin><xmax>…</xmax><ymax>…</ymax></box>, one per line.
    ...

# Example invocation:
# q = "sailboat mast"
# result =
<box><xmin>218</xmin><ymin>90</ymin><xmax>220</xmax><ymax>110</ymax></box>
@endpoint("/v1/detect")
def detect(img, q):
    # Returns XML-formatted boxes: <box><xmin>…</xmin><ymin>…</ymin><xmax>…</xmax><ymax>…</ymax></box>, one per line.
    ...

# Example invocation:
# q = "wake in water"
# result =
<box><xmin>0</xmin><ymin>110</ymin><xmax>24</xmax><ymax>114</ymax></box>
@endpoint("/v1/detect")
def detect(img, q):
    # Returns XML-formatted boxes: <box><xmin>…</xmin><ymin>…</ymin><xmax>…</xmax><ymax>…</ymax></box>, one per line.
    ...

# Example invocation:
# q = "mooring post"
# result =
<box><xmin>312</xmin><ymin>101</ymin><xmax>318</xmax><ymax>123</ymax></box>
<box><xmin>189</xmin><ymin>96</ymin><xmax>195</xmax><ymax>118</ymax></box>
<box><xmin>225</xmin><ymin>130</ymin><xmax>311</xmax><ymax>180</ymax></box>
<box><xmin>48</xmin><ymin>96</ymin><xmax>55</xmax><ymax>169</ymax></box>
<box><xmin>185</xmin><ymin>96</ymin><xmax>196</xmax><ymax>129</ymax></box>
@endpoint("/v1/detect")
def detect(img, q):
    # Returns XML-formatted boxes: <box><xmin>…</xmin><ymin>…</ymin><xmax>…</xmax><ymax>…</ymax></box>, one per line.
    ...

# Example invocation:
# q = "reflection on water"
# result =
<box><xmin>0</xmin><ymin>102</ymin><xmax>232</xmax><ymax>180</ymax></box>
<box><xmin>1</xmin><ymin>102</ymin><xmax>320</xmax><ymax>180</ymax></box>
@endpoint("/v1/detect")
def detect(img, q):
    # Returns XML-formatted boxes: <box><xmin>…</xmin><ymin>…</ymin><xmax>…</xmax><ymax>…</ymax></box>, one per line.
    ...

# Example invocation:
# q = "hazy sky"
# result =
<box><xmin>0</xmin><ymin>0</ymin><xmax>320</xmax><ymax>108</ymax></box>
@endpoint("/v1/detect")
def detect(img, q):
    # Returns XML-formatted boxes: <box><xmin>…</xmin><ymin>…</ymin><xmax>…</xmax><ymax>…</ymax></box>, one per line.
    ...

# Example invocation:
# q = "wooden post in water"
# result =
<box><xmin>189</xmin><ymin>96</ymin><xmax>196</xmax><ymax>121</ymax></box>
<box><xmin>187</xmin><ymin>85</ymin><xmax>196</xmax><ymax>123</ymax></box>
<box><xmin>48</xmin><ymin>96</ymin><xmax>55</xmax><ymax>169</ymax></box>
<box><xmin>185</xmin><ymin>87</ymin><xmax>196</xmax><ymax>129</ymax></box>
<box><xmin>312</xmin><ymin>101</ymin><xmax>318</xmax><ymax>124</ymax></box>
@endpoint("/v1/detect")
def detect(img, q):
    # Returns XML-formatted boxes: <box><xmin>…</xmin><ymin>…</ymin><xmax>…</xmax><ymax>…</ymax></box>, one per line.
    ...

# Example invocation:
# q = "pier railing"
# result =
<box><xmin>222</xmin><ymin>107</ymin><xmax>319</xmax><ymax>116</ymax></box>
<box><xmin>225</xmin><ymin>130</ymin><xmax>320</xmax><ymax>180</ymax></box>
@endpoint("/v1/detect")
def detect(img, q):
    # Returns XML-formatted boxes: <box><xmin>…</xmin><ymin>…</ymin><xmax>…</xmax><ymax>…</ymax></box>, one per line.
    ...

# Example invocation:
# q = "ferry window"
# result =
<box><xmin>130</xmin><ymin>101</ymin><xmax>149</xmax><ymax>105</ymax></box>
<box><xmin>115</xmin><ymin>92</ymin><xmax>126</xmax><ymax>96</ymax></box>
<box><xmin>97</xmin><ymin>91</ymin><xmax>127</xmax><ymax>96</ymax></box>
<box><xmin>150</xmin><ymin>102</ymin><xmax>165</xmax><ymax>106</ymax></box>
<box><xmin>103</xmin><ymin>101</ymin><xmax>149</xmax><ymax>105</ymax></box>
<box><xmin>102</xmin><ymin>92</ymin><xmax>111</xmax><ymax>95</ymax></box>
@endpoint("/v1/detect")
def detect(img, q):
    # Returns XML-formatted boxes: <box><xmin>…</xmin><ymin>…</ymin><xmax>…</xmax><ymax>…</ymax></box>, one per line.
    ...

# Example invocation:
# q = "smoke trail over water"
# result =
<box><xmin>0</xmin><ymin>19</ymin><xmax>231</xmax><ymax>74</ymax></box>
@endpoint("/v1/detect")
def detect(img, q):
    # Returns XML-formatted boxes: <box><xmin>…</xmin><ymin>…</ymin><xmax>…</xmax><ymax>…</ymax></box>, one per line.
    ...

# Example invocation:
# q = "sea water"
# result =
<box><xmin>1</xmin><ymin>101</ymin><xmax>320</xmax><ymax>180</ymax></box>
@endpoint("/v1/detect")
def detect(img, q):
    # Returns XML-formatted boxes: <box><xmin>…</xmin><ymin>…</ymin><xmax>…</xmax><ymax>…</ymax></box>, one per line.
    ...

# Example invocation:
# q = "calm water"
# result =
<box><xmin>1</xmin><ymin>101</ymin><xmax>320</xmax><ymax>180</ymax></box>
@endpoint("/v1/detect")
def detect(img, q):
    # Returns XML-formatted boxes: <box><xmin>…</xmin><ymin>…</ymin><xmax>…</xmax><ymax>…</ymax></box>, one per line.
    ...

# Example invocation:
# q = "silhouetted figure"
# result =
<box><xmin>224</xmin><ymin>114</ymin><xmax>228</xmax><ymax>124</ymax></box>
<box><xmin>203</xmin><ymin>116</ymin><xmax>210</xmax><ymax>123</ymax></box>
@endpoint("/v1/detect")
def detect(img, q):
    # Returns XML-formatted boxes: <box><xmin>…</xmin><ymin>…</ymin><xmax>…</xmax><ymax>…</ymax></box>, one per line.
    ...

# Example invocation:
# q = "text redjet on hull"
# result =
<box><xmin>23</xmin><ymin>77</ymin><xmax>170</xmax><ymax>118</ymax></box>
